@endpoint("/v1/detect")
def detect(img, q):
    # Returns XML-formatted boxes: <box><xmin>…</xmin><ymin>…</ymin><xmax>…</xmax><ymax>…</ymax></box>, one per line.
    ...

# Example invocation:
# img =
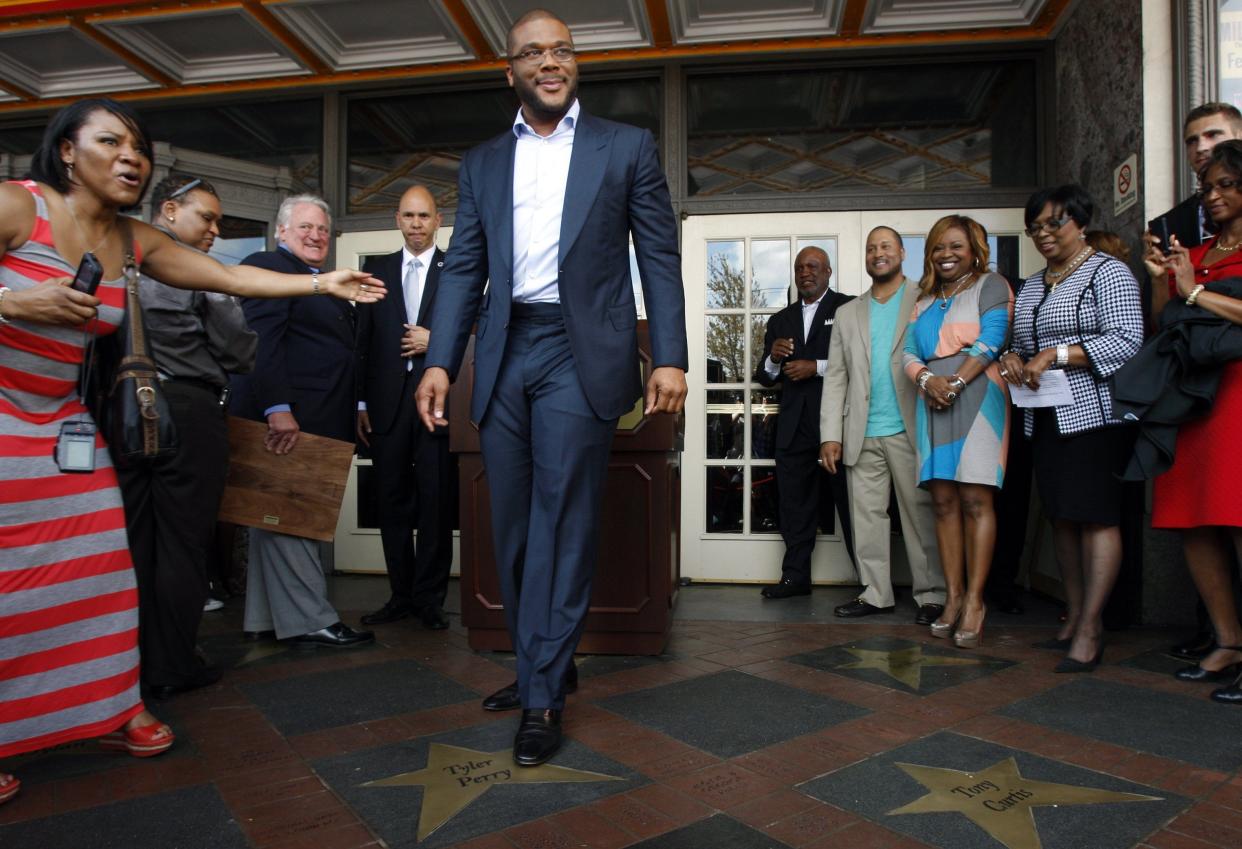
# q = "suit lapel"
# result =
<box><xmin>805</xmin><ymin>294</ymin><xmax>835</xmax><ymax>346</ymax></box>
<box><xmin>415</xmin><ymin>249</ymin><xmax>445</xmax><ymax>326</ymax></box>
<box><xmin>385</xmin><ymin>251</ymin><xmax>409</xmax><ymax>325</ymax></box>
<box><xmin>559</xmin><ymin>113</ymin><xmax>611</xmax><ymax>264</ymax></box>
<box><xmin>484</xmin><ymin>133</ymin><xmax>516</xmax><ymax>274</ymax></box>
<box><xmin>892</xmin><ymin>279</ymin><xmax>916</xmax><ymax>357</ymax></box>
<box><xmin>857</xmin><ymin>290</ymin><xmax>872</xmax><ymax>366</ymax></box>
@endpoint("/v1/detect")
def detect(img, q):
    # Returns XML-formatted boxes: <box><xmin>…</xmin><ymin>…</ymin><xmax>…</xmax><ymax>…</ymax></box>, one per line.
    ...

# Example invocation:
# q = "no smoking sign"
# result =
<box><xmin>1114</xmin><ymin>153</ymin><xmax>1138</xmax><ymax>215</ymax></box>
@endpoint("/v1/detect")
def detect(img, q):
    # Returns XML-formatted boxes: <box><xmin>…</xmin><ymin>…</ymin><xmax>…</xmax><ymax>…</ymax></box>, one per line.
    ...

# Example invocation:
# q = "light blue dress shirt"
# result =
<box><xmin>511</xmin><ymin>99</ymin><xmax>579</xmax><ymax>304</ymax></box>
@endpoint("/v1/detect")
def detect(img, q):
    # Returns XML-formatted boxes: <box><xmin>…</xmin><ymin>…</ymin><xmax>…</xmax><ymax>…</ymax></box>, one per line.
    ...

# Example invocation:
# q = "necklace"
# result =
<box><xmin>938</xmin><ymin>271</ymin><xmax>973</xmax><ymax>310</ymax></box>
<box><xmin>1212</xmin><ymin>239</ymin><xmax>1242</xmax><ymax>253</ymax></box>
<box><xmin>1045</xmin><ymin>245</ymin><xmax>1093</xmax><ymax>290</ymax></box>
<box><xmin>64</xmin><ymin>196</ymin><xmax>114</xmax><ymax>257</ymax></box>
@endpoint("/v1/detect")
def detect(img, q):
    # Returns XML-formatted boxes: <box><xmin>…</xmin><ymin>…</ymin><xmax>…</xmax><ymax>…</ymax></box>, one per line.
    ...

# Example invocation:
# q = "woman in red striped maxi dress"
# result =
<box><xmin>0</xmin><ymin>99</ymin><xmax>384</xmax><ymax>805</ymax></box>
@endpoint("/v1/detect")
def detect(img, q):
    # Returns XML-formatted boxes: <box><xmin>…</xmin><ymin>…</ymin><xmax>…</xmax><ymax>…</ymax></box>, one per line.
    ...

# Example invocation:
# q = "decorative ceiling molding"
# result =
<box><xmin>462</xmin><ymin>0</ymin><xmax>652</xmax><ymax>56</ymax></box>
<box><xmin>0</xmin><ymin>24</ymin><xmax>158</xmax><ymax>98</ymax></box>
<box><xmin>668</xmin><ymin>0</ymin><xmax>846</xmax><ymax>44</ymax></box>
<box><xmin>863</xmin><ymin>0</ymin><xmax>1047</xmax><ymax>33</ymax></box>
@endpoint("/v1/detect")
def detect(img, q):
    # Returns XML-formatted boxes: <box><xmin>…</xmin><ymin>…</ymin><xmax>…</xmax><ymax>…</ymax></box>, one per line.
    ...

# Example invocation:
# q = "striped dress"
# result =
<box><xmin>0</xmin><ymin>180</ymin><xmax>144</xmax><ymax>758</ymax></box>
<box><xmin>901</xmin><ymin>271</ymin><xmax>1012</xmax><ymax>488</ymax></box>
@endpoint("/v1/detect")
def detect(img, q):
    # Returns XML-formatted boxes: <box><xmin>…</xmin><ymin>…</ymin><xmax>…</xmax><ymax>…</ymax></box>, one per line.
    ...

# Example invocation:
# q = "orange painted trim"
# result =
<box><xmin>441</xmin><ymin>0</ymin><xmax>496</xmax><ymax>61</ymax></box>
<box><xmin>241</xmin><ymin>0</ymin><xmax>328</xmax><ymax>74</ymax></box>
<box><xmin>0</xmin><ymin>0</ymin><xmax>127</xmax><ymax>16</ymax></box>
<box><xmin>67</xmin><ymin>16</ymin><xmax>174</xmax><ymax>86</ymax></box>
<box><xmin>644</xmin><ymin>0</ymin><xmax>672</xmax><ymax>48</ymax></box>
<box><xmin>839</xmin><ymin>0</ymin><xmax>867</xmax><ymax>37</ymax></box>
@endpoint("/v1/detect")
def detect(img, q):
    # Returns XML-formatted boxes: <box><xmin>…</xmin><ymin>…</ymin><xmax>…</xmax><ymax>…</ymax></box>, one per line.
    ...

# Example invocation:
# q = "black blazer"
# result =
<box><xmin>755</xmin><ymin>291</ymin><xmax>853</xmax><ymax>451</ymax></box>
<box><xmin>356</xmin><ymin>247</ymin><xmax>445</xmax><ymax>435</ymax></box>
<box><xmin>228</xmin><ymin>248</ymin><xmax>356</xmax><ymax>442</ymax></box>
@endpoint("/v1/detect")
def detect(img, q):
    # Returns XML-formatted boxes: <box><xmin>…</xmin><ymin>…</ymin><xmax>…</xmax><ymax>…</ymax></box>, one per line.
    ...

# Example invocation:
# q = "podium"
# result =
<box><xmin>450</xmin><ymin>322</ymin><xmax>682</xmax><ymax>655</ymax></box>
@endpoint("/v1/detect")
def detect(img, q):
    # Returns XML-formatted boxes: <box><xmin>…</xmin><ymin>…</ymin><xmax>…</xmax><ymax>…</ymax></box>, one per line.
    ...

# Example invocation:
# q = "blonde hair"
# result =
<box><xmin>918</xmin><ymin>214</ymin><xmax>990</xmax><ymax>297</ymax></box>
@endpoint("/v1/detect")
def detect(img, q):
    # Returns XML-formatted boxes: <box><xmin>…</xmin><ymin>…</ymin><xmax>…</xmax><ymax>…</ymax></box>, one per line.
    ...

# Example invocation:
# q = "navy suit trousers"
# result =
<box><xmin>478</xmin><ymin>303</ymin><xmax>617</xmax><ymax>710</ymax></box>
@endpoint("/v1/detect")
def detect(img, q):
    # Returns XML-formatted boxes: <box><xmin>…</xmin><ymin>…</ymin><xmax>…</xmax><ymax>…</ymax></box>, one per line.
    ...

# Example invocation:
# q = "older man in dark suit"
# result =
<box><xmin>755</xmin><ymin>246</ymin><xmax>854</xmax><ymax>599</ymax></box>
<box><xmin>356</xmin><ymin>185</ymin><xmax>455</xmax><ymax>632</ymax></box>
<box><xmin>416</xmin><ymin>9</ymin><xmax>687</xmax><ymax>766</ymax></box>
<box><xmin>229</xmin><ymin>194</ymin><xmax>373</xmax><ymax>649</ymax></box>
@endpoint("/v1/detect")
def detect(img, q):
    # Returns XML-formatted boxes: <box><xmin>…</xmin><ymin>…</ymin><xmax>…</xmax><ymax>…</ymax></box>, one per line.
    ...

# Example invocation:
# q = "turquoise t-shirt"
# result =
<box><xmin>865</xmin><ymin>284</ymin><xmax>907</xmax><ymax>438</ymax></box>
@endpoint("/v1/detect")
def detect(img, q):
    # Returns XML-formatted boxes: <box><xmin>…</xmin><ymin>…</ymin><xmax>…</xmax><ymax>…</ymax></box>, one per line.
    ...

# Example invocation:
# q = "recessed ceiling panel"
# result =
<box><xmin>98</xmin><ymin>10</ymin><xmax>309</xmax><ymax>84</ymax></box>
<box><xmin>463</xmin><ymin>0</ymin><xmax>651</xmax><ymax>55</ymax></box>
<box><xmin>669</xmin><ymin>0</ymin><xmax>845</xmax><ymax>44</ymax></box>
<box><xmin>0</xmin><ymin>26</ymin><xmax>157</xmax><ymax>97</ymax></box>
<box><xmin>270</xmin><ymin>0</ymin><xmax>473</xmax><ymax>71</ymax></box>
<box><xmin>863</xmin><ymin>0</ymin><xmax>1047</xmax><ymax>33</ymax></box>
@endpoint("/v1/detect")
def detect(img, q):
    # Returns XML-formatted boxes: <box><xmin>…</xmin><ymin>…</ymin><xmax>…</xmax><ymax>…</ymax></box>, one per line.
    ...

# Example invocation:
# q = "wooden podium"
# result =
<box><xmin>450</xmin><ymin>322</ymin><xmax>682</xmax><ymax>655</ymax></box>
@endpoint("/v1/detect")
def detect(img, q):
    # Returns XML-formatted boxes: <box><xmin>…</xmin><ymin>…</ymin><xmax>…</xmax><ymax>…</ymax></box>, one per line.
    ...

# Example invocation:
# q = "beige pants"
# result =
<box><xmin>849</xmin><ymin>433</ymin><xmax>945</xmax><ymax>609</ymax></box>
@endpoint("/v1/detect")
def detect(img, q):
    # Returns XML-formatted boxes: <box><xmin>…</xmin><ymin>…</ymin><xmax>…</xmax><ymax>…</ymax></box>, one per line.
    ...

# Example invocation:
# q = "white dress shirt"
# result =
<box><xmin>511</xmin><ymin>99</ymin><xmax>579</xmax><ymax>304</ymax></box>
<box><xmin>359</xmin><ymin>242</ymin><xmax>438</xmax><ymax>409</ymax></box>
<box><xmin>764</xmin><ymin>291</ymin><xmax>830</xmax><ymax>379</ymax></box>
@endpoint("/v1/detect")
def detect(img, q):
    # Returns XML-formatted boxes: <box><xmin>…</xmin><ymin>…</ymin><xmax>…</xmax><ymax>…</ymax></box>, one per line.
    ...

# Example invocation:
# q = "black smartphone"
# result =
<box><xmin>70</xmin><ymin>252</ymin><xmax>103</xmax><ymax>295</ymax></box>
<box><xmin>1148</xmin><ymin>216</ymin><xmax>1172</xmax><ymax>254</ymax></box>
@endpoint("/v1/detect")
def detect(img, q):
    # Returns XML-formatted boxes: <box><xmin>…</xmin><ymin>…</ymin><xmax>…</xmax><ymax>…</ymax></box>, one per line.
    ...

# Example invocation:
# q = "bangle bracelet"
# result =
<box><xmin>1186</xmin><ymin>284</ymin><xmax>1205</xmax><ymax>306</ymax></box>
<box><xmin>0</xmin><ymin>286</ymin><xmax>10</xmax><ymax>325</ymax></box>
<box><xmin>1055</xmin><ymin>344</ymin><xmax>1069</xmax><ymax>366</ymax></box>
<box><xmin>311</xmin><ymin>273</ymin><xmax>322</xmax><ymax>295</ymax></box>
<box><xmin>917</xmin><ymin>370</ymin><xmax>932</xmax><ymax>390</ymax></box>
<box><xmin>947</xmin><ymin>375</ymin><xmax>966</xmax><ymax>392</ymax></box>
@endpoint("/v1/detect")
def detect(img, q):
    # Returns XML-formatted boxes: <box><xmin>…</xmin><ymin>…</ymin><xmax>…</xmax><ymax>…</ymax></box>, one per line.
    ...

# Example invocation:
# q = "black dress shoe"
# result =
<box><xmin>361</xmin><ymin>600</ymin><xmax>413</xmax><ymax>626</ymax></box>
<box><xmin>514</xmin><ymin>709</ymin><xmax>562</xmax><ymax>766</ymax></box>
<box><xmin>834</xmin><ymin>597</ymin><xmax>895</xmax><ymax>618</ymax></box>
<box><xmin>1211</xmin><ymin>672</ymin><xmax>1242</xmax><ymax>704</ymax></box>
<box><xmin>761</xmin><ymin>579</ymin><xmax>811</xmax><ymax>599</ymax></box>
<box><xmin>482</xmin><ymin>664</ymin><xmax>578</xmax><ymax>711</ymax></box>
<box><xmin>242</xmin><ymin>630</ymin><xmax>275</xmax><ymax>642</ymax></box>
<box><xmin>417</xmin><ymin>606</ymin><xmax>449</xmax><ymax>630</ymax></box>
<box><xmin>1170</xmin><ymin>631</ymin><xmax>1216</xmax><ymax>661</ymax></box>
<box><xmin>915</xmin><ymin>604</ymin><xmax>945</xmax><ymax>626</ymax></box>
<box><xmin>291</xmin><ymin>622</ymin><xmax>375</xmax><ymax>649</ymax></box>
<box><xmin>1175</xmin><ymin>663</ymin><xmax>1240</xmax><ymax>683</ymax></box>
<box><xmin>148</xmin><ymin>663</ymin><xmax>222</xmax><ymax>699</ymax></box>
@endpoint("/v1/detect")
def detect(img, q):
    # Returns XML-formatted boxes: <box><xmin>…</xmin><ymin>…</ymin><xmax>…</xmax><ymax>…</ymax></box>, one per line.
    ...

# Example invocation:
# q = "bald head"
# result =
<box><xmin>395</xmin><ymin>184</ymin><xmax>441</xmax><ymax>255</ymax></box>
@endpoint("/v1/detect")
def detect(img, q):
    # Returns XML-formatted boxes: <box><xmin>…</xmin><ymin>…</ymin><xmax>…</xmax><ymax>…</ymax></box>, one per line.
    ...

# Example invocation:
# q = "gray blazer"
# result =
<box><xmin>820</xmin><ymin>278</ymin><xmax>921</xmax><ymax>467</ymax></box>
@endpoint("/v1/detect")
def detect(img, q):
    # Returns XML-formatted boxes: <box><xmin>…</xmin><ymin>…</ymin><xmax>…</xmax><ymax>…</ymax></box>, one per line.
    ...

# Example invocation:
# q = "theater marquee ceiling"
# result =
<box><xmin>0</xmin><ymin>0</ymin><xmax>1074</xmax><ymax>113</ymax></box>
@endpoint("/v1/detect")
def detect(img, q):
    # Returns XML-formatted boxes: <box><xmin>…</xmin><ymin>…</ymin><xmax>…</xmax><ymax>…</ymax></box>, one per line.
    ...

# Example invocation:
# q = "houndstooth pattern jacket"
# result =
<box><xmin>1010</xmin><ymin>251</ymin><xmax>1144</xmax><ymax>436</ymax></box>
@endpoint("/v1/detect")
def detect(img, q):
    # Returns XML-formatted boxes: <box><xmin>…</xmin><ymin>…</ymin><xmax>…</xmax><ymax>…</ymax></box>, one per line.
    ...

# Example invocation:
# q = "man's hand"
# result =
<box><xmin>770</xmin><ymin>337</ymin><xmax>795</xmax><ymax>362</ymax></box>
<box><xmin>356</xmin><ymin>410</ymin><xmax>371</xmax><ymax>447</ymax></box>
<box><xmin>644</xmin><ymin>366</ymin><xmax>687</xmax><ymax>415</ymax></box>
<box><xmin>782</xmin><ymin>359</ymin><xmax>817</xmax><ymax>381</ymax></box>
<box><xmin>401</xmin><ymin>325</ymin><xmax>430</xmax><ymax>357</ymax></box>
<box><xmin>265</xmin><ymin>410</ymin><xmax>300</xmax><ymax>455</ymax></box>
<box><xmin>819</xmin><ymin>441</ymin><xmax>842</xmax><ymax>474</ymax></box>
<box><xmin>416</xmin><ymin>367</ymin><xmax>451</xmax><ymax>431</ymax></box>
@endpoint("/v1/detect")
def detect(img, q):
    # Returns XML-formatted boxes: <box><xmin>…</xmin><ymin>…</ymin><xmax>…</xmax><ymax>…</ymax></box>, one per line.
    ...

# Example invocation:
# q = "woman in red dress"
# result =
<box><xmin>1148</xmin><ymin>139</ymin><xmax>1242</xmax><ymax>704</ymax></box>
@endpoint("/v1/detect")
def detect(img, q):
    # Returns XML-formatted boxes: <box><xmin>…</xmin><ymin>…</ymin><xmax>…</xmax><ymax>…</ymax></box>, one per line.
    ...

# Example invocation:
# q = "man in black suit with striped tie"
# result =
<box><xmin>355</xmin><ymin>185</ymin><xmax>456</xmax><ymax>631</ymax></box>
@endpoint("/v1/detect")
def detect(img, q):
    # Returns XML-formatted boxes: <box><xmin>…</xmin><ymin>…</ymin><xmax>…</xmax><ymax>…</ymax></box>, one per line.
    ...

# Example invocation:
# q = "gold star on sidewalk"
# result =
<box><xmin>364</xmin><ymin>742</ymin><xmax>624</xmax><ymax>840</ymax></box>
<box><xmin>837</xmin><ymin>645</ymin><xmax>987</xmax><ymax>690</ymax></box>
<box><xmin>888</xmin><ymin>756</ymin><xmax>1160</xmax><ymax>849</ymax></box>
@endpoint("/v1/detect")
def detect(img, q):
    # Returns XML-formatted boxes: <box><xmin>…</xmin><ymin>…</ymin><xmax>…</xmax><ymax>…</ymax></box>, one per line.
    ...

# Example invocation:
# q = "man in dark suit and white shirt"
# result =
<box><xmin>755</xmin><ymin>246</ymin><xmax>854</xmax><ymax>599</ymax></box>
<box><xmin>355</xmin><ymin>185</ymin><xmax>454</xmax><ymax>632</ymax></box>
<box><xmin>416</xmin><ymin>9</ymin><xmax>688</xmax><ymax>767</ymax></box>
<box><xmin>229</xmin><ymin>195</ymin><xmax>373</xmax><ymax>649</ymax></box>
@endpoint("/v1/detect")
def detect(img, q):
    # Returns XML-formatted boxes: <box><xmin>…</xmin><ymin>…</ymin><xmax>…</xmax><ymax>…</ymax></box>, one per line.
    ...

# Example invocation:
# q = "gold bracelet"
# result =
<box><xmin>1186</xmin><ymin>284</ymin><xmax>1205</xmax><ymax>306</ymax></box>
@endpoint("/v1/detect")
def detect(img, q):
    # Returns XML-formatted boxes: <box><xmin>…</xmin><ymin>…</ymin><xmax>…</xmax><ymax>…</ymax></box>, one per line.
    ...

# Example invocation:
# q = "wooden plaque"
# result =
<box><xmin>217</xmin><ymin>416</ymin><xmax>355</xmax><ymax>541</ymax></box>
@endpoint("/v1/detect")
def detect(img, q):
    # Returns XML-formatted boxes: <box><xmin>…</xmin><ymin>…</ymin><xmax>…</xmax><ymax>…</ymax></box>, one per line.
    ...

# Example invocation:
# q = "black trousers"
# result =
<box><xmin>775</xmin><ymin>415</ymin><xmax>855</xmax><ymax>585</ymax></box>
<box><xmin>368</xmin><ymin>370</ymin><xmax>456</xmax><ymax>610</ymax></box>
<box><xmin>117</xmin><ymin>380</ymin><xmax>228</xmax><ymax>688</ymax></box>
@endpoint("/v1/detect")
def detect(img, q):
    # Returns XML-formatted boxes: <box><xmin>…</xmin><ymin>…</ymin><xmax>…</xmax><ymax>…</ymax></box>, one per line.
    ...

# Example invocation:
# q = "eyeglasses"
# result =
<box><xmin>1197</xmin><ymin>177</ymin><xmax>1241</xmax><ymax>197</ymax></box>
<box><xmin>509</xmin><ymin>46</ymin><xmax>576</xmax><ymax>65</ymax></box>
<box><xmin>1024</xmin><ymin>217</ymin><xmax>1069</xmax><ymax>237</ymax></box>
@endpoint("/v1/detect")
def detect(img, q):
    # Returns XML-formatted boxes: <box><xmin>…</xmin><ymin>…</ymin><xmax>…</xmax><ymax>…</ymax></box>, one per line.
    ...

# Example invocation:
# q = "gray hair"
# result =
<box><xmin>275</xmin><ymin>193</ymin><xmax>332</xmax><ymax>236</ymax></box>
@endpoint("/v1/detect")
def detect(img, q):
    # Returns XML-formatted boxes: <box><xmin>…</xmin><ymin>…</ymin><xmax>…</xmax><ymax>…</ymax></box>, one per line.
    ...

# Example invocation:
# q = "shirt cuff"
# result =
<box><xmin>357</xmin><ymin>401</ymin><xmax>367</xmax><ymax>412</ymax></box>
<box><xmin>264</xmin><ymin>404</ymin><xmax>292</xmax><ymax>417</ymax></box>
<box><xmin>764</xmin><ymin>356</ymin><xmax>781</xmax><ymax>378</ymax></box>
<box><xmin>816</xmin><ymin>359</ymin><xmax>827</xmax><ymax>377</ymax></box>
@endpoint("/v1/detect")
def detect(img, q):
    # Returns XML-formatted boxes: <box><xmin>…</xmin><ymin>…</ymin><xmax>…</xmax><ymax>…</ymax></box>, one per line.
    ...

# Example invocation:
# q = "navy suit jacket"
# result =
<box><xmin>754</xmin><ymin>292</ymin><xmax>853</xmax><ymax>452</ymax></box>
<box><xmin>356</xmin><ymin>247</ymin><xmax>446</xmax><ymax>434</ymax></box>
<box><xmin>228</xmin><ymin>248</ymin><xmax>356</xmax><ymax>442</ymax></box>
<box><xmin>424</xmin><ymin>110</ymin><xmax>689</xmax><ymax>422</ymax></box>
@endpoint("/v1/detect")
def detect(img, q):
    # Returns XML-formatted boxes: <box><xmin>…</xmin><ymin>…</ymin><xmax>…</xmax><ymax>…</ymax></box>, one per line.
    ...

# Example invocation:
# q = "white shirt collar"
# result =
<box><xmin>801</xmin><ymin>290</ymin><xmax>827</xmax><ymax>310</ymax></box>
<box><xmin>401</xmin><ymin>243</ymin><xmax>437</xmax><ymax>270</ymax></box>
<box><xmin>512</xmin><ymin>98</ymin><xmax>580</xmax><ymax>138</ymax></box>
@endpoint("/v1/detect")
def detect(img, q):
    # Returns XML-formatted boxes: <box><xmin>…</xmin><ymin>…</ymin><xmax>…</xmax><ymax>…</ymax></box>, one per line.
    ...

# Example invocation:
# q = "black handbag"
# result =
<box><xmin>101</xmin><ymin>221</ymin><xmax>179</xmax><ymax>465</ymax></box>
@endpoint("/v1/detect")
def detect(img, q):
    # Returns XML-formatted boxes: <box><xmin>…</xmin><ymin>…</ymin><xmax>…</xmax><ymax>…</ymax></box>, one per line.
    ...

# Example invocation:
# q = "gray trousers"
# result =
<box><xmin>850</xmin><ymin>434</ymin><xmax>945</xmax><ymax>609</ymax></box>
<box><xmin>243</xmin><ymin>527</ymin><xmax>339</xmax><ymax>639</ymax></box>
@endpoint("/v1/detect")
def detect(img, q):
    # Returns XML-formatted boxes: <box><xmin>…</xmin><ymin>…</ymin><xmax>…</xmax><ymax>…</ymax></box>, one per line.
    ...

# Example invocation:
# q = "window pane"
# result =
<box><xmin>749</xmin><ymin>315</ymin><xmax>773</xmax><ymax>381</ymax></box>
<box><xmin>706</xmin><ymin>315</ymin><xmax>748</xmax><ymax>383</ymax></box>
<box><xmin>1221</xmin><ymin>2</ymin><xmax>1242</xmax><ymax>107</ymax></box>
<box><xmin>687</xmin><ymin>59</ymin><xmax>1038</xmax><ymax>197</ymax></box>
<box><xmin>707</xmin><ymin>240</ymin><xmax>746</xmax><ymax>308</ymax></box>
<box><xmin>751</xmin><ymin>239</ymin><xmax>790</xmax><ymax>308</ymax></box>
<box><xmin>706</xmin><ymin>389</ymin><xmax>745</xmax><ymax>459</ymax></box>
<box><xmin>751</xmin><ymin>388</ymin><xmax>780</xmax><ymax>460</ymax></box>
<box><xmin>751</xmin><ymin>465</ymin><xmax>780</xmax><ymax>533</ymax></box>
<box><xmin>707</xmin><ymin>466</ymin><xmax>744</xmax><ymax>533</ymax></box>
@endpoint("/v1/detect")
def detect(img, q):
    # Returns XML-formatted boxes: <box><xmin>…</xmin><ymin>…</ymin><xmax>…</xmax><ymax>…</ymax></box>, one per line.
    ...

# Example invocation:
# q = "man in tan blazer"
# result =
<box><xmin>819</xmin><ymin>226</ymin><xmax>945</xmax><ymax>624</ymax></box>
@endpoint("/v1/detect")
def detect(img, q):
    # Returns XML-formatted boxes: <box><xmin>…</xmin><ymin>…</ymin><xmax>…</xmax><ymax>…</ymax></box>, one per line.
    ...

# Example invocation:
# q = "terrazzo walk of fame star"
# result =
<box><xmin>788</xmin><ymin>635</ymin><xmax>1013</xmax><ymax>694</ymax></box>
<box><xmin>364</xmin><ymin>742</ymin><xmax>624</xmax><ymax>840</ymax></box>
<box><xmin>888</xmin><ymin>756</ymin><xmax>1160</xmax><ymax>849</ymax></box>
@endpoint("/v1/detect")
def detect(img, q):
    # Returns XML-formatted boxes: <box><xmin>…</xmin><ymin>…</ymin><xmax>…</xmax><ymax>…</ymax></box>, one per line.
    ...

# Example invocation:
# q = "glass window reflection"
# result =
<box><xmin>707</xmin><ymin>467</ymin><xmax>744</xmax><ymax>533</ymax></box>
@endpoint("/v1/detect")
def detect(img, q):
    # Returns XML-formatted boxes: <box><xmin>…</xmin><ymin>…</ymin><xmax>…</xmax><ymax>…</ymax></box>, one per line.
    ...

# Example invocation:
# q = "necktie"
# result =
<box><xmin>405</xmin><ymin>258</ymin><xmax>422</xmax><ymax>372</ymax></box>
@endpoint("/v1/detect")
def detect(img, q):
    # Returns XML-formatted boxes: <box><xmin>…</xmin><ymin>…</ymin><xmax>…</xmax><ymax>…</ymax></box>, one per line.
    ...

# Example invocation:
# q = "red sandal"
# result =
<box><xmin>0</xmin><ymin>773</ymin><xmax>19</xmax><ymax>805</ymax></box>
<box><xmin>99</xmin><ymin>720</ymin><xmax>175</xmax><ymax>757</ymax></box>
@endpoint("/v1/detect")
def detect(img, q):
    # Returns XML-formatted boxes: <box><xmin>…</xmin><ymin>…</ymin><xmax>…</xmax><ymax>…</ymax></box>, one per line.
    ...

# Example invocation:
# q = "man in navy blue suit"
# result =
<box><xmin>356</xmin><ymin>185</ymin><xmax>455</xmax><ymax>632</ymax></box>
<box><xmin>416</xmin><ymin>9</ymin><xmax>688</xmax><ymax>766</ymax></box>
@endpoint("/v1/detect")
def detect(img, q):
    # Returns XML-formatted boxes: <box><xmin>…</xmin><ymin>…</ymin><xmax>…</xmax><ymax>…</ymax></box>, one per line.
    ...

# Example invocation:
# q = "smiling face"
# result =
<box><xmin>165</xmin><ymin>189</ymin><xmax>222</xmax><ymax>252</ymax></box>
<box><xmin>930</xmin><ymin>226</ymin><xmax>975</xmax><ymax>284</ymax></box>
<box><xmin>865</xmin><ymin>227</ymin><xmax>905</xmax><ymax>284</ymax></box>
<box><xmin>505</xmin><ymin>15</ymin><xmax>578</xmax><ymax>131</ymax></box>
<box><xmin>1027</xmin><ymin>201</ymin><xmax>1085</xmax><ymax>266</ymax></box>
<box><xmin>396</xmin><ymin>186</ymin><xmax>441</xmax><ymax>255</ymax></box>
<box><xmin>59</xmin><ymin>108</ymin><xmax>151</xmax><ymax>207</ymax></box>
<box><xmin>1200</xmin><ymin>162</ymin><xmax>1242</xmax><ymax>227</ymax></box>
<box><xmin>277</xmin><ymin>202</ymin><xmax>330</xmax><ymax>267</ymax></box>
<box><xmin>794</xmin><ymin>247</ymin><xmax>831</xmax><ymax>303</ymax></box>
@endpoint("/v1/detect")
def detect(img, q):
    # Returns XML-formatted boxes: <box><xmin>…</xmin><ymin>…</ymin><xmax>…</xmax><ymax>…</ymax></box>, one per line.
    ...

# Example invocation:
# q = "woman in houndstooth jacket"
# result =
<box><xmin>999</xmin><ymin>185</ymin><xmax>1144</xmax><ymax>675</ymax></box>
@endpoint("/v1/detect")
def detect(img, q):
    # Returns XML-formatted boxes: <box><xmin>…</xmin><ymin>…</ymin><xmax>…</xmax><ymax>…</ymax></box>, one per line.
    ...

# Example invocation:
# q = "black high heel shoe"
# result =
<box><xmin>1210</xmin><ymin>669</ymin><xmax>1242</xmax><ymax>705</ymax></box>
<box><xmin>1054</xmin><ymin>644</ymin><xmax>1104</xmax><ymax>673</ymax></box>
<box><xmin>1176</xmin><ymin>646</ymin><xmax>1242</xmax><ymax>683</ymax></box>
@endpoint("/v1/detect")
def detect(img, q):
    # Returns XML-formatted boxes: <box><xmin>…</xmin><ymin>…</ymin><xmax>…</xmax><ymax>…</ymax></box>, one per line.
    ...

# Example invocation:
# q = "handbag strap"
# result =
<box><xmin>116</xmin><ymin>218</ymin><xmax>149</xmax><ymax>360</ymax></box>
